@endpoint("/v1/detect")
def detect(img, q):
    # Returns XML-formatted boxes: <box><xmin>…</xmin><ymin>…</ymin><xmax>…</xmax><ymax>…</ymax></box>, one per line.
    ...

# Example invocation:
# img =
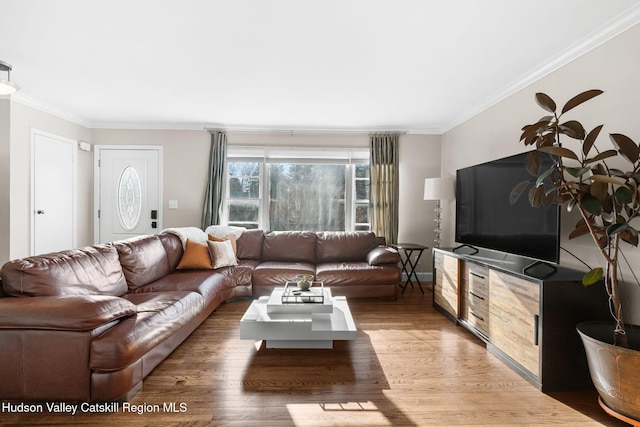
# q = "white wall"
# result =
<box><xmin>442</xmin><ymin>23</ymin><xmax>640</xmax><ymax>323</ymax></box>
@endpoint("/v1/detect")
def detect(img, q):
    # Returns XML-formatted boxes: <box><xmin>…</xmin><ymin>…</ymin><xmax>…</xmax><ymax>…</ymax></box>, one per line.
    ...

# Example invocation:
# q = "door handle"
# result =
<box><xmin>36</xmin><ymin>210</ymin><xmax>45</xmax><ymax>215</ymax></box>
<box><xmin>151</xmin><ymin>210</ymin><xmax>157</xmax><ymax>220</ymax></box>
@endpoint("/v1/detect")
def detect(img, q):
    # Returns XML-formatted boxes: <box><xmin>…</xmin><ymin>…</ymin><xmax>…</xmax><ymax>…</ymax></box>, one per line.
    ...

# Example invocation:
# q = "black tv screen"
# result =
<box><xmin>455</xmin><ymin>151</ymin><xmax>560</xmax><ymax>264</ymax></box>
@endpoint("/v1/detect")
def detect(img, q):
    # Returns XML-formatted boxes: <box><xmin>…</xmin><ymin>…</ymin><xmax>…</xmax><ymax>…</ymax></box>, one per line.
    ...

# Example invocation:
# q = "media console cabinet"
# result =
<box><xmin>433</xmin><ymin>247</ymin><xmax>610</xmax><ymax>392</ymax></box>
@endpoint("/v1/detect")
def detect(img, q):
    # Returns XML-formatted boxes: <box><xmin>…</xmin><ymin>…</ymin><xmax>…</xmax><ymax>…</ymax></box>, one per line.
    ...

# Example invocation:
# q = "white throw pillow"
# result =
<box><xmin>207</xmin><ymin>239</ymin><xmax>238</xmax><ymax>269</ymax></box>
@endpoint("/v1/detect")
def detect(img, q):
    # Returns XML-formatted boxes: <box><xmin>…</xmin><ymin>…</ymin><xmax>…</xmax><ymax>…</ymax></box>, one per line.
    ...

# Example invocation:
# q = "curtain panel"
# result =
<box><xmin>202</xmin><ymin>130</ymin><xmax>228</xmax><ymax>228</ymax></box>
<box><xmin>369</xmin><ymin>133</ymin><xmax>399</xmax><ymax>245</ymax></box>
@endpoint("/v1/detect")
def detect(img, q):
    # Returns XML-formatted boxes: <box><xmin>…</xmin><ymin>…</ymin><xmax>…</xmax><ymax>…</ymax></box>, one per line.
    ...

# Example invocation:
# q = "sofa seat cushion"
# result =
<box><xmin>90</xmin><ymin>291</ymin><xmax>204</xmax><ymax>372</ymax></box>
<box><xmin>252</xmin><ymin>262</ymin><xmax>315</xmax><ymax>287</ymax></box>
<box><xmin>316</xmin><ymin>262</ymin><xmax>401</xmax><ymax>287</ymax></box>
<box><xmin>1</xmin><ymin>245</ymin><xmax>127</xmax><ymax>297</ymax></box>
<box><xmin>130</xmin><ymin>266</ymin><xmax>253</xmax><ymax>301</ymax></box>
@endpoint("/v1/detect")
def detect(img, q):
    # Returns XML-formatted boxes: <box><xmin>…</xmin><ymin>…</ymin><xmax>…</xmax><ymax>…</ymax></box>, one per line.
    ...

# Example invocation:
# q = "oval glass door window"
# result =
<box><xmin>117</xmin><ymin>166</ymin><xmax>142</xmax><ymax>230</ymax></box>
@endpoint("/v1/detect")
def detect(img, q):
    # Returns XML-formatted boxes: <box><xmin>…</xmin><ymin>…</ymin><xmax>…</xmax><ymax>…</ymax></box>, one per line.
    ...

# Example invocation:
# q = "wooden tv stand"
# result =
<box><xmin>432</xmin><ymin>247</ymin><xmax>610</xmax><ymax>392</ymax></box>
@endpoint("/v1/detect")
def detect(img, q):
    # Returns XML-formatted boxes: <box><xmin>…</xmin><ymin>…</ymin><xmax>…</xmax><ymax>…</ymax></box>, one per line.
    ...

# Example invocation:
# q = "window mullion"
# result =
<box><xmin>345</xmin><ymin>164</ymin><xmax>354</xmax><ymax>231</ymax></box>
<box><xmin>260</xmin><ymin>161</ymin><xmax>269</xmax><ymax>230</ymax></box>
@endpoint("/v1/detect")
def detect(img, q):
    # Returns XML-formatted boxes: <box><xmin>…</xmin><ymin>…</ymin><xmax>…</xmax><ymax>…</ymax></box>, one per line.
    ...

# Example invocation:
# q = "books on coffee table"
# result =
<box><xmin>266</xmin><ymin>284</ymin><xmax>333</xmax><ymax>314</ymax></box>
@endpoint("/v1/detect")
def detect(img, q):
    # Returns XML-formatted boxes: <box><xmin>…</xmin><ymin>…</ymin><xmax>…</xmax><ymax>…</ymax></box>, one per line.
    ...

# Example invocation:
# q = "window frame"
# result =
<box><xmin>224</xmin><ymin>147</ymin><xmax>369</xmax><ymax>231</ymax></box>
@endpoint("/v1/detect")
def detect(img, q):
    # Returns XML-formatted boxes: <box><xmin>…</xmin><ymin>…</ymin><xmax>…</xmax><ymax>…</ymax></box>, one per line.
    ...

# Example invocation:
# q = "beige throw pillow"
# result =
<box><xmin>208</xmin><ymin>234</ymin><xmax>237</xmax><ymax>256</ymax></box>
<box><xmin>207</xmin><ymin>240</ymin><xmax>238</xmax><ymax>269</ymax></box>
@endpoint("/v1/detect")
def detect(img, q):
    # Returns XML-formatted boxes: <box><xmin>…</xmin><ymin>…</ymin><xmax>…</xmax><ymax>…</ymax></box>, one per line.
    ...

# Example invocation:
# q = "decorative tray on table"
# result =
<box><xmin>282</xmin><ymin>281</ymin><xmax>325</xmax><ymax>304</ymax></box>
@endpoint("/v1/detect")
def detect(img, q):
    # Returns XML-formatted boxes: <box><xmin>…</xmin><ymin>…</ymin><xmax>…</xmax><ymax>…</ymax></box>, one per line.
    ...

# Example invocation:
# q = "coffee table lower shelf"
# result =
<box><xmin>240</xmin><ymin>293</ymin><xmax>357</xmax><ymax>349</ymax></box>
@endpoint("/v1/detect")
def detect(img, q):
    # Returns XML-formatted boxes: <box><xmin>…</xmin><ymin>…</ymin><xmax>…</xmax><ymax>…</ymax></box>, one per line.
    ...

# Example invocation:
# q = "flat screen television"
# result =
<box><xmin>455</xmin><ymin>151</ymin><xmax>560</xmax><ymax>264</ymax></box>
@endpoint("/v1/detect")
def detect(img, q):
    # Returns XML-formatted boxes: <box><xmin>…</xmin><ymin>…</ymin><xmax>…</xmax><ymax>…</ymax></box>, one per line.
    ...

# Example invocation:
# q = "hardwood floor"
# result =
<box><xmin>0</xmin><ymin>285</ymin><xmax>628</xmax><ymax>426</ymax></box>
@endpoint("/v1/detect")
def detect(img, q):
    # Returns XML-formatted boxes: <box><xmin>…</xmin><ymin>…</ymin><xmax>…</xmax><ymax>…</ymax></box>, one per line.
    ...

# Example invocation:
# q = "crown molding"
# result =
<box><xmin>441</xmin><ymin>3</ymin><xmax>640</xmax><ymax>134</ymax></box>
<box><xmin>9</xmin><ymin>93</ymin><xmax>92</xmax><ymax>128</ymax></box>
<box><xmin>93</xmin><ymin>121</ymin><xmax>442</xmax><ymax>135</ymax></box>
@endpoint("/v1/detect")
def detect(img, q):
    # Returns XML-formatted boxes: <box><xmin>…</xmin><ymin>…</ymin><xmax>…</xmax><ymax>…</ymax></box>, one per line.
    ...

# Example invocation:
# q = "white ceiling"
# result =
<box><xmin>2</xmin><ymin>0</ymin><xmax>640</xmax><ymax>133</ymax></box>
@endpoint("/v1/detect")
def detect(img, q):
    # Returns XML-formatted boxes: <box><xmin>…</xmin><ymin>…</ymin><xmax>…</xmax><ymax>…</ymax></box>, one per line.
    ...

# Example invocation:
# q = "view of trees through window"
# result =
<box><xmin>226</xmin><ymin>154</ymin><xmax>369</xmax><ymax>231</ymax></box>
<box><xmin>270</xmin><ymin>164</ymin><xmax>346</xmax><ymax>231</ymax></box>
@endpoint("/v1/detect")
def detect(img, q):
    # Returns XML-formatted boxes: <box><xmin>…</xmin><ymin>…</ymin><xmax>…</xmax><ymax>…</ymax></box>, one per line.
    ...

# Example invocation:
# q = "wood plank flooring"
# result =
<box><xmin>0</xmin><ymin>285</ymin><xmax>628</xmax><ymax>426</ymax></box>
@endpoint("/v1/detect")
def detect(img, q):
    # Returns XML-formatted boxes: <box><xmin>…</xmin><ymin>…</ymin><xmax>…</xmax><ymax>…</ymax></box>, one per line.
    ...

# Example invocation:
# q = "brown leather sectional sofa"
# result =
<box><xmin>0</xmin><ymin>229</ymin><xmax>400</xmax><ymax>402</ymax></box>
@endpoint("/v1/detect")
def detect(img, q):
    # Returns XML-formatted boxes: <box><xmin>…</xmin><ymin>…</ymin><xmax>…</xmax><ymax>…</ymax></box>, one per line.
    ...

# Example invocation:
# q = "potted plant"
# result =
<box><xmin>513</xmin><ymin>89</ymin><xmax>640</xmax><ymax>422</ymax></box>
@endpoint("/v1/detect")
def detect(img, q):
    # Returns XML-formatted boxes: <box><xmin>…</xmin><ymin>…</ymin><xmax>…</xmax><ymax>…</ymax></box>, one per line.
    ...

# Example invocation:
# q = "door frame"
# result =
<box><xmin>30</xmin><ymin>128</ymin><xmax>78</xmax><ymax>255</ymax></box>
<box><xmin>93</xmin><ymin>145</ymin><xmax>163</xmax><ymax>243</ymax></box>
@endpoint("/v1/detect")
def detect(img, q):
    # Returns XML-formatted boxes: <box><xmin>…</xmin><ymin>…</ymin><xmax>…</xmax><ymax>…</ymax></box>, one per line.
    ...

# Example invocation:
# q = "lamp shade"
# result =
<box><xmin>423</xmin><ymin>177</ymin><xmax>454</xmax><ymax>200</ymax></box>
<box><xmin>0</xmin><ymin>60</ymin><xmax>19</xmax><ymax>95</ymax></box>
<box><xmin>0</xmin><ymin>80</ymin><xmax>19</xmax><ymax>95</ymax></box>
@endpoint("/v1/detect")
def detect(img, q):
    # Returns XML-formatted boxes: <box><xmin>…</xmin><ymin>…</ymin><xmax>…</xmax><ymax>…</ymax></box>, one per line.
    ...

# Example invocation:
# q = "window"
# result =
<box><xmin>225</xmin><ymin>147</ymin><xmax>369</xmax><ymax>231</ymax></box>
<box><xmin>226</xmin><ymin>161</ymin><xmax>261</xmax><ymax>229</ymax></box>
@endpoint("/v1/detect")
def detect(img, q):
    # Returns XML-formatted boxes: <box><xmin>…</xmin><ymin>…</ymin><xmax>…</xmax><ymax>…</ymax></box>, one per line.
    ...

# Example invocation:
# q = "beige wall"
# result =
<box><xmin>0</xmin><ymin>100</ymin><xmax>9</xmax><ymax>263</ymax></box>
<box><xmin>442</xmin><ymin>23</ymin><xmax>640</xmax><ymax>322</ymax></box>
<box><xmin>91</xmin><ymin>130</ymin><xmax>441</xmax><ymax>273</ymax></box>
<box><xmin>2</xmin><ymin>117</ymin><xmax>441</xmax><ymax>272</ymax></box>
<box><xmin>91</xmin><ymin>129</ymin><xmax>211</xmax><ymax>230</ymax></box>
<box><xmin>398</xmin><ymin>134</ymin><xmax>441</xmax><ymax>273</ymax></box>
<box><xmin>4</xmin><ymin>100</ymin><xmax>92</xmax><ymax>263</ymax></box>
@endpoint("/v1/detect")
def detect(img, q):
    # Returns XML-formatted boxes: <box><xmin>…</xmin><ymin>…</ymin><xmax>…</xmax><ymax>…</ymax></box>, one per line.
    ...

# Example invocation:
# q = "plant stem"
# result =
<box><xmin>577</xmin><ymin>203</ymin><xmax>628</xmax><ymax>347</ymax></box>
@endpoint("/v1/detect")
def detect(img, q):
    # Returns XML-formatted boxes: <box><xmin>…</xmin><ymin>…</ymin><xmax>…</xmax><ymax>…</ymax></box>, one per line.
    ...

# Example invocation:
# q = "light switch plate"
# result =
<box><xmin>168</xmin><ymin>200</ymin><xmax>178</xmax><ymax>209</ymax></box>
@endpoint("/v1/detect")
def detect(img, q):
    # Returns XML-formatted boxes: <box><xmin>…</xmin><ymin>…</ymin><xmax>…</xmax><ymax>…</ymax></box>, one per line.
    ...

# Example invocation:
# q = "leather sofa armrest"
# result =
<box><xmin>367</xmin><ymin>246</ymin><xmax>400</xmax><ymax>266</ymax></box>
<box><xmin>0</xmin><ymin>295</ymin><xmax>137</xmax><ymax>331</ymax></box>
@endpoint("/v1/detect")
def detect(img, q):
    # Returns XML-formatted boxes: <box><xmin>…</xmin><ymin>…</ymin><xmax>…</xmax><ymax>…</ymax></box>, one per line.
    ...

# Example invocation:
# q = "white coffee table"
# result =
<box><xmin>240</xmin><ymin>287</ymin><xmax>357</xmax><ymax>349</ymax></box>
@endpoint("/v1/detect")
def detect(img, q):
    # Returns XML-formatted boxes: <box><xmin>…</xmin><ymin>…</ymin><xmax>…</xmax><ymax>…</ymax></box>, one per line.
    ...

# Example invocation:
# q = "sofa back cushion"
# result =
<box><xmin>114</xmin><ymin>235</ymin><xmax>171</xmax><ymax>291</ymax></box>
<box><xmin>316</xmin><ymin>232</ymin><xmax>379</xmax><ymax>263</ymax></box>
<box><xmin>158</xmin><ymin>233</ymin><xmax>184</xmax><ymax>270</ymax></box>
<box><xmin>262</xmin><ymin>231</ymin><xmax>317</xmax><ymax>263</ymax></box>
<box><xmin>1</xmin><ymin>245</ymin><xmax>127</xmax><ymax>297</ymax></box>
<box><xmin>236</xmin><ymin>229</ymin><xmax>264</xmax><ymax>260</ymax></box>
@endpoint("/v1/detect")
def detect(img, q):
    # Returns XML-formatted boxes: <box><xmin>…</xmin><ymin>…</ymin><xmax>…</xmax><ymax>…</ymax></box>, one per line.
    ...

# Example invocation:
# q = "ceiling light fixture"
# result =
<box><xmin>0</xmin><ymin>60</ymin><xmax>20</xmax><ymax>95</ymax></box>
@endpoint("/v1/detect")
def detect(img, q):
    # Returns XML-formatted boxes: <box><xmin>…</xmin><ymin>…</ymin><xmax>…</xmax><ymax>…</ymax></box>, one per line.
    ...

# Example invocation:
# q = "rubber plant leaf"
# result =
<box><xmin>535</xmin><ymin>167</ymin><xmax>555</xmax><ymax>188</ymax></box>
<box><xmin>566</xmin><ymin>166</ymin><xmax>590</xmax><ymax>178</ymax></box>
<box><xmin>582</xmin><ymin>267</ymin><xmax>603</xmax><ymax>286</ymax></box>
<box><xmin>580</xmin><ymin>194</ymin><xmax>602</xmax><ymax>215</ymax></box>
<box><xmin>606</xmin><ymin>222</ymin><xmax>628</xmax><ymax>236</ymax></box>
<box><xmin>610</xmin><ymin>133</ymin><xmax>640</xmax><ymax>163</ymax></box>
<box><xmin>615</xmin><ymin>186</ymin><xmax>633</xmax><ymax>205</ymax></box>
<box><xmin>525</xmin><ymin>151</ymin><xmax>541</xmax><ymax>176</ymax></box>
<box><xmin>589</xmin><ymin>181</ymin><xmax>608</xmax><ymax>202</ymax></box>
<box><xmin>587</xmin><ymin>175</ymin><xmax>627</xmax><ymax>187</ymax></box>
<box><xmin>561</xmin><ymin>89</ymin><xmax>604</xmax><ymax>114</ymax></box>
<box><xmin>528</xmin><ymin>185</ymin><xmax>545</xmax><ymax>207</ymax></box>
<box><xmin>569</xmin><ymin>224</ymin><xmax>590</xmax><ymax>240</ymax></box>
<box><xmin>538</xmin><ymin>145</ymin><xmax>579</xmax><ymax>161</ymax></box>
<box><xmin>559</xmin><ymin>120</ymin><xmax>586</xmax><ymax>140</ymax></box>
<box><xmin>509</xmin><ymin>180</ymin><xmax>530</xmax><ymax>205</ymax></box>
<box><xmin>583</xmin><ymin>124</ymin><xmax>604</xmax><ymax>156</ymax></box>
<box><xmin>535</xmin><ymin>93</ymin><xmax>557</xmax><ymax>113</ymax></box>
<box><xmin>586</xmin><ymin>149</ymin><xmax>618</xmax><ymax>164</ymax></box>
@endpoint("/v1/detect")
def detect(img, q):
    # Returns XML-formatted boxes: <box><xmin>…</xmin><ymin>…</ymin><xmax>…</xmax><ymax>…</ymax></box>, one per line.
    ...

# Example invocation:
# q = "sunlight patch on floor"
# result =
<box><xmin>286</xmin><ymin>401</ymin><xmax>393</xmax><ymax>426</ymax></box>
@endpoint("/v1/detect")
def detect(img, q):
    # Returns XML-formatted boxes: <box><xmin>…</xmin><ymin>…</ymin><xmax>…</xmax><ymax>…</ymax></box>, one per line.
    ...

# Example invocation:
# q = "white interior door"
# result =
<box><xmin>95</xmin><ymin>146</ymin><xmax>162</xmax><ymax>243</ymax></box>
<box><xmin>32</xmin><ymin>130</ymin><xmax>77</xmax><ymax>255</ymax></box>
